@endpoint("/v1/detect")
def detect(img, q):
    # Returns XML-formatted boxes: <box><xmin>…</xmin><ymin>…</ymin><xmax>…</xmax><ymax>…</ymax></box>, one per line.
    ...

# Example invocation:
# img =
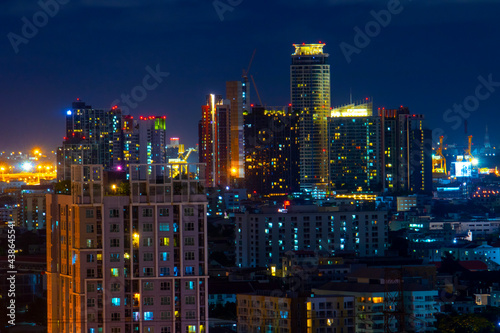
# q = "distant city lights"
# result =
<box><xmin>22</xmin><ymin>162</ymin><xmax>33</xmax><ymax>171</ymax></box>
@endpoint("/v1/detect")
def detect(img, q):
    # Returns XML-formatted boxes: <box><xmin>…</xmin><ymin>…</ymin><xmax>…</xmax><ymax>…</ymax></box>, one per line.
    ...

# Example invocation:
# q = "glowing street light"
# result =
<box><xmin>22</xmin><ymin>162</ymin><xmax>33</xmax><ymax>172</ymax></box>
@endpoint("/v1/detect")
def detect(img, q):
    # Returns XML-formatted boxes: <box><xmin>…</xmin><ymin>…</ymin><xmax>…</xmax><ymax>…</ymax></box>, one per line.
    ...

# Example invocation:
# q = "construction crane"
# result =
<box><xmin>457</xmin><ymin>135</ymin><xmax>477</xmax><ymax>164</ymax></box>
<box><xmin>432</xmin><ymin>135</ymin><xmax>447</xmax><ymax>177</ymax></box>
<box><xmin>168</xmin><ymin>144</ymin><xmax>197</xmax><ymax>178</ymax></box>
<box><xmin>242</xmin><ymin>49</ymin><xmax>264</xmax><ymax>106</ymax></box>
<box><xmin>242</xmin><ymin>49</ymin><xmax>256</xmax><ymax>83</ymax></box>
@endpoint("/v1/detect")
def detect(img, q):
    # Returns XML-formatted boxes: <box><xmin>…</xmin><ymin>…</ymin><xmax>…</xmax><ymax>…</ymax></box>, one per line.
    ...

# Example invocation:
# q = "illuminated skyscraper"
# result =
<box><xmin>58</xmin><ymin>100</ymin><xmax>123</xmax><ymax>181</ymax></box>
<box><xmin>58</xmin><ymin>100</ymin><xmax>168</xmax><ymax>180</ymax></box>
<box><xmin>328</xmin><ymin>100</ymin><xmax>381</xmax><ymax>191</ymax></box>
<box><xmin>290</xmin><ymin>43</ymin><xmax>331</xmax><ymax>193</ymax></box>
<box><xmin>381</xmin><ymin>107</ymin><xmax>432</xmax><ymax>193</ymax></box>
<box><xmin>122</xmin><ymin>115</ymin><xmax>167</xmax><ymax>167</ymax></box>
<box><xmin>226</xmin><ymin>81</ymin><xmax>247</xmax><ymax>179</ymax></box>
<box><xmin>244</xmin><ymin>105</ymin><xmax>300</xmax><ymax>195</ymax></box>
<box><xmin>198</xmin><ymin>95</ymin><xmax>231</xmax><ymax>187</ymax></box>
<box><xmin>47</xmin><ymin>164</ymin><xmax>209</xmax><ymax>333</ymax></box>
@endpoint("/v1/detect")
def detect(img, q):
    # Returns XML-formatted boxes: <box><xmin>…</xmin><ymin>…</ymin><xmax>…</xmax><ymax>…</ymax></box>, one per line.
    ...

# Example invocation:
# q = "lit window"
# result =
<box><xmin>143</xmin><ymin>312</ymin><xmax>153</xmax><ymax>321</ymax></box>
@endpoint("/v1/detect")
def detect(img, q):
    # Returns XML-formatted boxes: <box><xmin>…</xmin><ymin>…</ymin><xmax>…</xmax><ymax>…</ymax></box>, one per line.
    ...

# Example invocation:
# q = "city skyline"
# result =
<box><xmin>1</xmin><ymin>0</ymin><xmax>500</xmax><ymax>152</ymax></box>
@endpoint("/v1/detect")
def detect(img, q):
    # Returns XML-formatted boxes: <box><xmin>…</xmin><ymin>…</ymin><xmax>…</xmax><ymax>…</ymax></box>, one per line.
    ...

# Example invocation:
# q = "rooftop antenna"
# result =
<box><xmin>350</xmin><ymin>88</ymin><xmax>352</xmax><ymax>104</ymax></box>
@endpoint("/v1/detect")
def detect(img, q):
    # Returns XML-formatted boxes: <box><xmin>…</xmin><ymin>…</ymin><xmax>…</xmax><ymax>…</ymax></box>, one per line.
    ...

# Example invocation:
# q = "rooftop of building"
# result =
<box><xmin>431</xmin><ymin>260</ymin><xmax>488</xmax><ymax>271</ymax></box>
<box><xmin>292</xmin><ymin>43</ymin><xmax>326</xmax><ymax>56</ymax></box>
<box><xmin>209</xmin><ymin>280</ymin><xmax>282</xmax><ymax>295</ymax></box>
<box><xmin>316</xmin><ymin>281</ymin><xmax>436</xmax><ymax>294</ymax></box>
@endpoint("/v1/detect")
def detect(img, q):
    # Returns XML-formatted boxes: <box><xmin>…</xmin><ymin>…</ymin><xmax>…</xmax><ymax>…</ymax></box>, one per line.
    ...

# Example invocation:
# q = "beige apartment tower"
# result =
<box><xmin>47</xmin><ymin>164</ymin><xmax>209</xmax><ymax>333</ymax></box>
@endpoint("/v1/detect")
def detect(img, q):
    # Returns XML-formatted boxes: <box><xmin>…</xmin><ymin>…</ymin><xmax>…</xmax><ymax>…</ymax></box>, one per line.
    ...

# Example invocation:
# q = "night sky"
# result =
<box><xmin>1</xmin><ymin>0</ymin><xmax>499</xmax><ymax>152</ymax></box>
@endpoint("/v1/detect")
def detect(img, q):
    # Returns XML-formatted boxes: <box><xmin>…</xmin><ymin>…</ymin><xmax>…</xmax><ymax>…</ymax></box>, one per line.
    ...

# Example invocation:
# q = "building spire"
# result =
<box><xmin>485</xmin><ymin>124</ymin><xmax>491</xmax><ymax>149</ymax></box>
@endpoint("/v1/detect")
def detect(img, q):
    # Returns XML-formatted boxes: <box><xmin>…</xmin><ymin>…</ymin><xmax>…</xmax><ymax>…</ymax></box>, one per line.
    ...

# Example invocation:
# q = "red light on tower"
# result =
<box><xmin>163</xmin><ymin>116</ymin><xmax>166</xmax><ymax>119</ymax></box>
<box><xmin>284</xmin><ymin>200</ymin><xmax>290</xmax><ymax>209</ymax></box>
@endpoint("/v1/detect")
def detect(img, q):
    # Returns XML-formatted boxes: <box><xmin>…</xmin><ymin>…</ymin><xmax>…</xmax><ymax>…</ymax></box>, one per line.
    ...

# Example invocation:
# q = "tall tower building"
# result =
<box><xmin>244</xmin><ymin>105</ymin><xmax>300</xmax><ymax>195</ymax></box>
<box><xmin>122</xmin><ymin>115</ymin><xmax>168</xmax><ymax>168</ymax></box>
<box><xmin>58</xmin><ymin>100</ymin><xmax>123</xmax><ymax>181</ymax></box>
<box><xmin>381</xmin><ymin>107</ymin><xmax>432</xmax><ymax>194</ymax></box>
<box><xmin>137</xmin><ymin>116</ymin><xmax>167</xmax><ymax>165</ymax></box>
<box><xmin>328</xmin><ymin>100</ymin><xmax>381</xmax><ymax>191</ymax></box>
<box><xmin>198</xmin><ymin>95</ymin><xmax>231</xmax><ymax>187</ymax></box>
<box><xmin>485</xmin><ymin>125</ymin><xmax>491</xmax><ymax>148</ymax></box>
<box><xmin>59</xmin><ymin>100</ymin><xmax>168</xmax><ymax>181</ymax></box>
<box><xmin>47</xmin><ymin>164</ymin><xmax>209</xmax><ymax>333</ymax></box>
<box><xmin>290</xmin><ymin>43</ymin><xmax>331</xmax><ymax>193</ymax></box>
<box><xmin>226</xmin><ymin>81</ymin><xmax>246</xmax><ymax>179</ymax></box>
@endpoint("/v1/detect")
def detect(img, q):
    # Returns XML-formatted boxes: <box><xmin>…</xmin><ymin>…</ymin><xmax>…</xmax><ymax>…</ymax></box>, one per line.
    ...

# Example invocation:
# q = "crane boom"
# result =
<box><xmin>250</xmin><ymin>74</ymin><xmax>263</xmax><ymax>106</ymax></box>
<box><xmin>242</xmin><ymin>49</ymin><xmax>257</xmax><ymax>79</ymax></box>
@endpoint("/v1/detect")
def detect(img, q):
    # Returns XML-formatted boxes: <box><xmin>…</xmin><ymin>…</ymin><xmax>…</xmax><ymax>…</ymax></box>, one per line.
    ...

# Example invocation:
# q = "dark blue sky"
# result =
<box><xmin>1</xmin><ymin>0</ymin><xmax>499</xmax><ymax>152</ymax></box>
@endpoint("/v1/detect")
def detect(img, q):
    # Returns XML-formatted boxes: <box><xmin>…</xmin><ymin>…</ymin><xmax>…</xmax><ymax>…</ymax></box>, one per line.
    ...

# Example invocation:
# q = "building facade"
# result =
<box><xmin>328</xmin><ymin>101</ymin><xmax>381</xmax><ymax>191</ymax></box>
<box><xmin>47</xmin><ymin>164</ymin><xmax>209</xmax><ymax>333</ymax></box>
<box><xmin>58</xmin><ymin>100</ymin><xmax>168</xmax><ymax>181</ymax></box>
<box><xmin>234</xmin><ymin>206</ymin><xmax>388</xmax><ymax>268</ymax></box>
<box><xmin>380</xmin><ymin>107</ymin><xmax>432</xmax><ymax>194</ymax></box>
<box><xmin>58</xmin><ymin>100</ymin><xmax>123</xmax><ymax>181</ymax></box>
<box><xmin>244</xmin><ymin>106</ymin><xmax>300</xmax><ymax>196</ymax></box>
<box><xmin>291</xmin><ymin>43</ymin><xmax>331</xmax><ymax>193</ymax></box>
<box><xmin>16</xmin><ymin>184</ymin><xmax>53</xmax><ymax>230</ymax></box>
<box><xmin>199</xmin><ymin>95</ymin><xmax>232</xmax><ymax>187</ymax></box>
<box><xmin>314</xmin><ymin>282</ymin><xmax>437</xmax><ymax>333</ymax></box>
<box><xmin>226</xmin><ymin>81</ymin><xmax>246</xmax><ymax>179</ymax></box>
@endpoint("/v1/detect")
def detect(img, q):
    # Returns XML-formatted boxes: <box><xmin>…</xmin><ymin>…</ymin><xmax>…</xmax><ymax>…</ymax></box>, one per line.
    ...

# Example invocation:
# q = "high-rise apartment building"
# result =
<box><xmin>380</xmin><ymin>107</ymin><xmax>432</xmax><ymax>194</ymax></box>
<box><xmin>235</xmin><ymin>206</ymin><xmax>388</xmax><ymax>268</ymax></box>
<box><xmin>47</xmin><ymin>164</ymin><xmax>209</xmax><ymax>333</ymax></box>
<box><xmin>122</xmin><ymin>115</ymin><xmax>167</xmax><ymax>167</ymax></box>
<box><xmin>237</xmin><ymin>292</ymin><xmax>355</xmax><ymax>333</ymax></box>
<box><xmin>58</xmin><ymin>100</ymin><xmax>123</xmax><ymax>181</ymax></box>
<box><xmin>290</xmin><ymin>43</ymin><xmax>331</xmax><ymax>193</ymax></box>
<box><xmin>244</xmin><ymin>106</ymin><xmax>300</xmax><ymax>196</ymax></box>
<box><xmin>198</xmin><ymin>95</ymin><xmax>231</xmax><ymax>187</ymax></box>
<box><xmin>328</xmin><ymin>101</ymin><xmax>381</xmax><ymax>191</ymax></box>
<box><xmin>226</xmin><ymin>81</ymin><xmax>247</xmax><ymax>179</ymax></box>
<box><xmin>59</xmin><ymin>100</ymin><xmax>168</xmax><ymax>181</ymax></box>
<box><xmin>16</xmin><ymin>184</ymin><xmax>53</xmax><ymax>230</ymax></box>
